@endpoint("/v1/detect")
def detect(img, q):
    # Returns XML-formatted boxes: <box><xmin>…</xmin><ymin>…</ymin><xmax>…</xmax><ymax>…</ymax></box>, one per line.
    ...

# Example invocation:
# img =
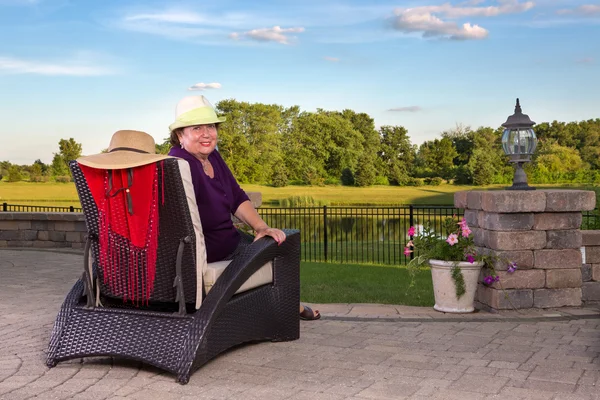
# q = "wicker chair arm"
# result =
<box><xmin>193</xmin><ymin>229</ymin><xmax>299</xmax><ymax>330</ymax></box>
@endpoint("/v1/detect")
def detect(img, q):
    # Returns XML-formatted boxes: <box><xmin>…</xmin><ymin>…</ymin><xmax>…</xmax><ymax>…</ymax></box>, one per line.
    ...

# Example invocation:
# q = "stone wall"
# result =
<box><xmin>0</xmin><ymin>213</ymin><xmax>86</xmax><ymax>250</ymax></box>
<box><xmin>582</xmin><ymin>230</ymin><xmax>600</xmax><ymax>305</ymax></box>
<box><xmin>0</xmin><ymin>192</ymin><xmax>262</xmax><ymax>250</ymax></box>
<box><xmin>455</xmin><ymin>189</ymin><xmax>596</xmax><ymax>310</ymax></box>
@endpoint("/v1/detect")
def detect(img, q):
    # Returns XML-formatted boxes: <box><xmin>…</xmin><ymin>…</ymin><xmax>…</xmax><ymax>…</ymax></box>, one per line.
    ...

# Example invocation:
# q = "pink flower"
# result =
<box><xmin>466</xmin><ymin>254</ymin><xmax>475</xmax><ymax>263</ymax></box>
<box><xmin>446</xmin><ymin>233</ymin><xmax>459</xmax><ymax>246</ymax></box>
<box><xmin>408</xmin><ymin>226</ymin><xmax>416</xmax><ymax>236</ymax></box>
<box><xmin>404</xmin><ymin>247</ymin><xmax>412</xmax><ymax>256</ymax></box>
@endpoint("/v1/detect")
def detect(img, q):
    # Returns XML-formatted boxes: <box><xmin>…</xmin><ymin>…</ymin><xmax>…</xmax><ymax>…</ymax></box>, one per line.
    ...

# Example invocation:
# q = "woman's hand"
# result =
<box><xmin>254</xmin><ymin>227</ymin><xmax>286</xmax><ymax>245</ymax></box>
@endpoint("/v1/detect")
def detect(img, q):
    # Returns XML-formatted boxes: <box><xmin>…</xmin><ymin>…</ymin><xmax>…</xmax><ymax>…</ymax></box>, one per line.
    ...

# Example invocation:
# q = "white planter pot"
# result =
<box><xmin>429</xmin><ymin>259</ymin><xmax>484</xmax><ymax>313</ymax></box>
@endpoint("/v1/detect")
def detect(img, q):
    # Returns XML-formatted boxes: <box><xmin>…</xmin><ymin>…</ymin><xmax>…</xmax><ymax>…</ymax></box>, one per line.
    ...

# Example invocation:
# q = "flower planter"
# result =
<box><xmin>429</xmin><ymin>259</ymin><xmax>484</xmax><ymax>313</ymax></box>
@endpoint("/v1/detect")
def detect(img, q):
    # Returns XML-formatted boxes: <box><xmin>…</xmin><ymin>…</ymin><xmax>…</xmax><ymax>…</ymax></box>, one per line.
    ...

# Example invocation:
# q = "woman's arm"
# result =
<box><xmin>234</xmin><ymin>200</ymin><xmax>286</xmax><ymax>244</ymax></box>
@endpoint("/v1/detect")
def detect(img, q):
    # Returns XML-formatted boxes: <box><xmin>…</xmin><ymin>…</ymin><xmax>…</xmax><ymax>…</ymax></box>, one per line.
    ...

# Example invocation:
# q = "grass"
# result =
<box><xmin>300</xmin><ymin>261</ymin><xmax>434</xmax><ymax>306</ymax></box>
<box><xmin>0</xmin><ymin>181</ymin><xmax>593</xmax><ymax>208</ymax></box>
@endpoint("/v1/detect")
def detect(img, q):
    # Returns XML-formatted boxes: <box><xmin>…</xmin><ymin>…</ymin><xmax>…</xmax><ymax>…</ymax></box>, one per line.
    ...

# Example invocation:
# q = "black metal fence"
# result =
<box><xmin>2</xmin><ymin>202</ymin><xmax>599</xmax><ymax>265</ymax></box>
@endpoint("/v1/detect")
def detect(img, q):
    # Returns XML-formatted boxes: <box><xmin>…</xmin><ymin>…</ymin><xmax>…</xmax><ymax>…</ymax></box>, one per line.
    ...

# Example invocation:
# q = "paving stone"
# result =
<box><xmin>534</xmin><ymin>213</ymin><xmax>583</xmax><ymax>231</ymax></box>
<box><xmin>545</xmin><ymin>190</ymin><xmax>596</xmax><ymax>212</ymax></box>
<box><xmin>479</xmin><ymin>212</ymin><xmax>534</xmax><ymax>231</ymax></box>
<box><xmin>546</xmin><ymin>269</ymin><xmax>582</xmax><ymax>289</ymax></box>
<box><xmin>547</xmin><ymin>230</ymin><xmax>583</xmax><ymax>249</ymax></box>
<box><xmin>449</xmin><ymin>374</ymin><xmax>509</xmax><ymax>394</ymax></box>
<box><xmin>582</xmin><ymin>231</ymin><xmax>600</xmax><ymax>246</ymax></box>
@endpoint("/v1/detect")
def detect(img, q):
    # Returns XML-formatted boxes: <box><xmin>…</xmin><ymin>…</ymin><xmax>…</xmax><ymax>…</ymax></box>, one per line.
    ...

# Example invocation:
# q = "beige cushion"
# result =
<box><xmin>204</xmin><ymin>260</ymin><xmax>273</xmax><ymax>294</ymax></box>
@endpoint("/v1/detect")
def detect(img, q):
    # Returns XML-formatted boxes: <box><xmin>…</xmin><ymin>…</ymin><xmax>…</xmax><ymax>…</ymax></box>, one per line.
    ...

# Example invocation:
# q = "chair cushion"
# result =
<box><xmin>204</xmin><ymin>260</ymin><xmax>273</xmax><ymax>295</ymax></box>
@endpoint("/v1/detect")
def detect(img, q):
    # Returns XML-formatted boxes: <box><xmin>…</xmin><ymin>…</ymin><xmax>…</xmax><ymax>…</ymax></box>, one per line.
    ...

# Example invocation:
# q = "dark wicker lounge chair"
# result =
<box><xmin>46</xmin><ymin>159</ymin><xmax>300</xmax><ymax>384</ymax></box>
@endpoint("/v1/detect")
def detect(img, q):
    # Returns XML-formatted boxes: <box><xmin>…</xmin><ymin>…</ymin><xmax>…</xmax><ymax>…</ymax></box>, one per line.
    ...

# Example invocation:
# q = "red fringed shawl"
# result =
<box><xmin>79</xmin><ymin>162</ymin><xmax>163</xmax><ymax>305</ymax></box>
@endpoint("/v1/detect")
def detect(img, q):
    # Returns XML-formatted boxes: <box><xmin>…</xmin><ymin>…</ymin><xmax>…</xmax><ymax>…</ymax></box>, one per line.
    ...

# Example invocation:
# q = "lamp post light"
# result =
<box><xmin>501</xmin><ymin>98</ymin><xmax>537</xmax><ymax>190</ymax></box>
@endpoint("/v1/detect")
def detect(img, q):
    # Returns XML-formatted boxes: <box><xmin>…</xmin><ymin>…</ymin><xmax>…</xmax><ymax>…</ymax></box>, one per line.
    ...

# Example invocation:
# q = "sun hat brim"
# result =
<box><xmin>169</xmin><ymin>106</ymin><xmax>226</xmax><ymax>132</ymax></box>
<box><xmin>77</xmin><ymin>151</ymin><xmax>174</xmax><ymax>170</ymax></box>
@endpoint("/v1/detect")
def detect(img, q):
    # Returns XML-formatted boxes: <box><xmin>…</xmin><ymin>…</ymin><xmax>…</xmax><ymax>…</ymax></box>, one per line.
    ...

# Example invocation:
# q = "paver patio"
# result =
<box><xmin>1</xmin><ymin>249</ymin><xmax>599</xmax><ymax>399</ymax></box>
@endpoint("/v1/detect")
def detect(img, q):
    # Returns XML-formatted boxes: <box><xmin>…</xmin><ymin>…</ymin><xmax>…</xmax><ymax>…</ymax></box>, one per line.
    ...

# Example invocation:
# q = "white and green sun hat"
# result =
<box><xmin>168</xmin><ymin>95</ymin><xmax>226</xmax><ymax>132</ymax></box>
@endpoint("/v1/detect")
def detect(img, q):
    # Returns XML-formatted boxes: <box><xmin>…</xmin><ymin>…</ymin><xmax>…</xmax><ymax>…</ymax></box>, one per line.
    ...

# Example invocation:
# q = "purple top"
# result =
<box><xmin>169</xmin><ymin>146</ymin><xmax>250</xmax><ymax>263</ymax></box>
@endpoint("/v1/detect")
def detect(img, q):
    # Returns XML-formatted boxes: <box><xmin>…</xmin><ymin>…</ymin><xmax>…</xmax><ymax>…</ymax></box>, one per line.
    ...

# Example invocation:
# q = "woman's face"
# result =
<box><xmin>179</xmin><ymin>124</ymin><xmax>218</xmax><ymax>158</ymax></box>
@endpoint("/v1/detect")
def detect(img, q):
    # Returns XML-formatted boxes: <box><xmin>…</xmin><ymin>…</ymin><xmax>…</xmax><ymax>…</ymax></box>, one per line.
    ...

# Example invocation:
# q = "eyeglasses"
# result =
<box><xmin>189</xmin><ymin>124</ymin><xmax>217</xmax><ymax>133</ymax></box>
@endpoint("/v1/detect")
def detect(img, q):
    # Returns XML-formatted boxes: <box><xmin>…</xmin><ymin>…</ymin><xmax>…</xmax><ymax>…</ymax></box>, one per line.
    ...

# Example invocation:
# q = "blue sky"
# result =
<box><xmin>0</xmin><ymin>0</ymin><xmax>598</xmax><ymax>164</ymax></box>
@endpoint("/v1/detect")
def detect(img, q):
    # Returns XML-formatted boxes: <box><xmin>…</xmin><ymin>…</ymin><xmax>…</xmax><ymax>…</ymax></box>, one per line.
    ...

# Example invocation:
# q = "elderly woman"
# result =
<box><xmin>168</xmin><ymin>95</ymin><xmax>319</xmax><ymax>321</ymax></box>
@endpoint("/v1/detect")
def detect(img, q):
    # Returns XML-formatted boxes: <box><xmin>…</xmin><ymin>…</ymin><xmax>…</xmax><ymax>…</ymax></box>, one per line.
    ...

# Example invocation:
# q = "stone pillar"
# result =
<box><xmin>582</xmin><ymin>230</ymin><xmax>600</xmax><ymax>304</ymax></box>
<box><xmin>455</xmin><ymin>190</ymin><xmax>596</xmax><ymax>310</ymax></box>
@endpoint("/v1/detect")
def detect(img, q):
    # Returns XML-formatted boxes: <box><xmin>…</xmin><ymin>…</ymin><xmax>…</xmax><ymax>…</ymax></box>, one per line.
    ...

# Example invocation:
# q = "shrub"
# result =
<box><xmin>29</xmin><ymin>175</ymin><xmax>48</xmax><ymax>182</ymax></box>
<box><xmin>7</xmin><ymin>166</ymin><xmax>22</xmax><ymax>182</ymax></box>
<box><xmin>279</xmin><ymin>195</ymin><xmax>329</xmax><ymax>207</ymax></box>
<box><xmin>424</xmin><ymin>177</ymin><xmax>443</xmax><ymax>186</ymax></box>
<box><xmin>340</xmin><ymin>168</ymin><xmax>354</xmax><ymax>186</ymax></box>
<box><xmin>271</xmin><ymin>166</ymin><xmax>288</xmax><ymax>188</ymax></box>
<box><xmin>55</xmin><ymin>176</ymin><xmax>72</xmax><ymax>183</ymax></box>
<box><xmin>406</xmin><ymin>177</ymin><xmax>424</xmax><ymax>187</ymax></box>
<box><xmin>373</xmin><ymin>175</ymin><xmax>389</xmax><ymax>185</ymax></box>
<box><xmin>324</xmin><ymin>176</ymin><xmax>342</xmax><ymax>186</ymax></box>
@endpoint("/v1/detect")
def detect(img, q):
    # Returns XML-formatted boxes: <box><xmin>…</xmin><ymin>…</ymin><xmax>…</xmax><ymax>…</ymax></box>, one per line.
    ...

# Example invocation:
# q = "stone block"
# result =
<box><xmin>546</xmin><ymin>230</ymin><xmax>582</xmax><ymax>249</ymax></box>
<box><xmin>0</xmin><ymin>230</ymin><xmax>38</xmax><ymax>241</ymax></box>
<box><xmin>66</xmin><ymin>232</ymin><xmax>83</xmax><ymax>243</ymax></box>
<box><xmin>467</xmin><ymin>191</ymin><xmax>483</xmax><ymax>210</ymax></box>
<box><xmin>0</xmin><ymin>240</ymin><xmax>6</xmax><ymax>247</ymax></box>
<box><xmin>485</xmin><ymin>269</ymin><xmax>545</xmax><ymax>290</ymax></box>
<box><xmin>586</xmin><ymin>247</ymin><xmax>600</xmax><ymax>264</ymax></box>
<box><xmin>33</xmin><ymin>240</ymin><xmax>60</xmax><ymax>248</ymax></box>
<box><xmin>247</xmin><ymin>191</ymin><xmax>262</xmax><ymax>208</ymax></box>
<box><xmin>533</xmin><ymin>213</ymin><xmax>583</xmax><ymax>230</ymax></box>
<box><xmin>9</xmin><ymin>240</ymin><xmax>33</xmax><ymax>247</ymax></box>
<box><xmin>74</xmin><ymin>222</ymin><xmax>87</xmax><ymax>232</ymax></box>
<box><xmin>71</xmin><ymin>242</ymin><xmax>85</xmax><ymax>249</ymax></box>
<box><xmin>0</xmin><ymin>220</ymin><xmax>30</xmax><ymax>230</ymax></box>
<box><xmin>582</xmin><ymin>231</ymin><xmax>600</xmax><ymax>246</ymax></box>
<box><xmin>544</xmin><ymin>190</ymin><xmax>596</xmax><ymax>212</ymax></box>
<box><xmin>582</xmin><ymin>265</ymin><xmax>592</xmax><ymax>282</ymax></box>
<box><xmin>476</xmin><ymin>248</ymin><xmax>534</xmax><ymax>270</ymax></box>
<box><xmin>534</xmin><ymin>249</ymin><xmax>582</xmax><ymax>269</ymax></box>
<box><xmin>48</xmin><ymin>231</ymin><xmax>66</xmax><ymax>242</ymax></box>
<box><xmin>30</xmin><ymin>221</ymin><xmax>50</xmax><ymax>230</ymax></box>
<box><xmin>37</xmin><ymin>231</ymin><xmax>49</xmax><ymax>241</ymax></box>
<box><xmin>582</xmin><ymin>282</ymin><xmax>600</xmax><ymax>302</ymax></box>
<box><xmin>471</xmin><ymin>227</ymin><xmax>486</xmax><ymax>247</ymax></box>
<box><xmin>479</xmin><ymin>212</ymin><xmax>533</xmax><ymax>231</ymax></box>
<box><xmin>593</xmin><ymin>265</ymin><xmax>600</xmax><ymax>281</ymax></box>
<box><xmin>477</xmin><ymin>286</ymin><xmax>533</xmax><ymax>309</ymax></box>
<box><xmin>454</xmin><ymin>191</ymin><xmax>468</xmax><ymax>209</ymax></box>
<box><xmin>463</xmin><ymin>209</ymin><xmax>479</xmax><ymax>228</ymax></box>
<box><xmin>53</xmin><ymin>222</ymin><xmax>77</xmax><ymax>232</ymax></box>
<box><xmin>546</xmin><ymin>269</ymin><xmax>582</xmax><ymax>289</ymax></box>
<box><xmin>533</xmin><ymin>288</ymin><xmax>581</xmax><ymax>308</ymax></box>
<box><xmin>487</xmin><ymin>230</ymin><xmax>546</xmax><ymax>251</ymax></box>
<box><xmin>481</xmin><ymin>191</ymin><xmax>546</xmax><ymax>213</ymax></box>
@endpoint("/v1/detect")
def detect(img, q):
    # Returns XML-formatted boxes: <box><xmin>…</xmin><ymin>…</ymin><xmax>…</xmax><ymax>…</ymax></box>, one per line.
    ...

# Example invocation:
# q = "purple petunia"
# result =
<box><xmin>507</xmin><ymin>262</ymin><xmax>518</xmax><ymax>273</ymax></box>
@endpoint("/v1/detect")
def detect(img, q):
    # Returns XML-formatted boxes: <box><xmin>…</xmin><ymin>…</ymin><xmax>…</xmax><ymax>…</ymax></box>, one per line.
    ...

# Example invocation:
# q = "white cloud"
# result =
<box><xmin>188</xmin><ymin>82</ymin><xmax>222</xmax><ymax>91</ymax></box>
<box><xmin>388</xmin><ymin>106</ymin><xmax>422</xmax><ymax>112</ymax></box>
<box><xmin>324</xmin><ymin>56</ymin><xmax>340</xmax><ymax>62</ymax></box>
<box><xmin>0</xmin><ymin>55</ymin><xmax>115</xmax><ymax>76</ymax></box>
<box><xmin>229</xmin><ymin>26</ymin><xmax>305</xmax><ymax>44</ymax></box>
<box><xmin>557</xmin><ymin>4</ymin><xmax>600</xmax><ymax>16</ymax></box>
<box><xmin>576</xmin><ymin>57</ymin><xmax>595</xmax><ymax>64</ymax></box>
<box><xmin>392</xmin><ymin>0</ymin><xmax>534</xmax><ymax>40</ymax></box>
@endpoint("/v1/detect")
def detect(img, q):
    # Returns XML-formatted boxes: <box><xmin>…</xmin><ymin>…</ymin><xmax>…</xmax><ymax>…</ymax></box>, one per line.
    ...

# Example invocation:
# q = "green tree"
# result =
<box><xmin>378</xmin><ymin>125</ymin><xmax>415</xmax><ymax>185</ymax></box>
<box><xmin>417</xmin><ymin>137</ymin><xmax>457</xmax><ymax>180</ymax></box>
<box><xmin>354</xmin><ymin>154</ymin><xmax>377</xmax><ymax>187</ymax></box>
<box><xmin>51</xmin><ymin>138</ymin><xmax>82</xmax><ymax>176</ymax></box>
<box><xmin>7</xmin><ymin>165</ymin><xmax>22</xmax><ymax>182</ymax></box>
<box><xmin>51</xmin><ymin>153</ymin><xmax>68</xmax><ymax>176</ymax></box>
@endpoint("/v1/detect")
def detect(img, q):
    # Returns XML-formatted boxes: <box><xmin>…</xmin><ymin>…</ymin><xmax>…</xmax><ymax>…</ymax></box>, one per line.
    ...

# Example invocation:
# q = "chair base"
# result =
<box><xmin>46</xmin><ymin>279</ymin><xmax>299</xmax><ymax>384</ymax></box>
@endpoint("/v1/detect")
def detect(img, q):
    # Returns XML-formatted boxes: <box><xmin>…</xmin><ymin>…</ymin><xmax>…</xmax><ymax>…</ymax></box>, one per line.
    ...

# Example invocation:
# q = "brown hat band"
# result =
<box><xmin>109</xmin><ymin>147</ymin><xmax>150</xmax><ymax>154</ymax></box>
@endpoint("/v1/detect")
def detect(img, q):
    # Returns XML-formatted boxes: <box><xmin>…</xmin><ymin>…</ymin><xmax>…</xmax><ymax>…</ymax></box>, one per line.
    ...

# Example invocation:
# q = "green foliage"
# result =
<box><xmin>354</xmin><ymin>154</ymin><xmax>377</xmax><ymax>187</ymax></box>
<box><xmin>54</xmin><ymin>176</ymin><xmax>72</xmax><ymax>183</ymax></box>
<box><xmin>7</xmin><ymin>166</ymin><xmax>22</xmax><ymax>182</ymax></box>
<box><xmin>270</xmin><ymin>165</ymin><xmax>289</xmax><ymax>187</ymax></box>
<box><xmin>278</xmin><ymin>195</ymin><xmax>329</xmax><ymax>207</ymax></box>
<box><xmin>341</xmin><ymin>168</ymin><xmax>355</xmax><ymax>186</ymax></box>
<box><xmin>378</xmin><ymin>125</ymin><xmax>414</xmax><ymax>185</ymax></box>
<box><xmin>424</xmin><ymin>177</ymin><xmax>443</xmax><ymax>186</ymax></box>
<box><xmin>406</xmin><ymin>177</ymin><xmax>424</xmax><ymax>187</ymax></box>
<box><xmin>373</xmin><ymin>175</ymin><xmax>390</xmax><ymax>185</ymax></box>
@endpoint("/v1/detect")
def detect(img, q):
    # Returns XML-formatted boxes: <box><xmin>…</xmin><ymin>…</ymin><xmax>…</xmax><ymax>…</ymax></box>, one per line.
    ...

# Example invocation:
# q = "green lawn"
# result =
<box><xmin>1</xmin><ymin>181</ymin><xmax>591</xmax><ymax>208</ymax></box>
<box><xmin>300</xmin><ymin>261</ymin><xmax>434</xmax><ymax>306</ymax></box>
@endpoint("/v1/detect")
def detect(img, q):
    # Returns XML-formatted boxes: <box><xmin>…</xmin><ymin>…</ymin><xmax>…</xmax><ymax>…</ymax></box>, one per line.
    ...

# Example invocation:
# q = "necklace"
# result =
<box><xmin>200</xmin><ymin>159</ymin><xmax>210</xmax><ymax>172</ymax></box>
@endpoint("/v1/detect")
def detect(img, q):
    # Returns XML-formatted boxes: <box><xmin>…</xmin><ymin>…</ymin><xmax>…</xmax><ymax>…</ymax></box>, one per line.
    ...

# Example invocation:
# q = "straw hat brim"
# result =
<box><xmin>77</xmin><ymin>151</ymin><xmax>174</xmax><ymax>170</ymax></box>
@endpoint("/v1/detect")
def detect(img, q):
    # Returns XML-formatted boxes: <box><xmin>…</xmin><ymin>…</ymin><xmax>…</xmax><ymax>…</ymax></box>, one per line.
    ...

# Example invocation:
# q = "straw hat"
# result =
<box><xmin>77</xmin><ymin>130</ymin><xmax>173</xmax><ymax>169</ymax></box>
<box><xmin>168</xmin><ymin>95</ymin><xmax>226</xmax><ymax>132</ymax></box>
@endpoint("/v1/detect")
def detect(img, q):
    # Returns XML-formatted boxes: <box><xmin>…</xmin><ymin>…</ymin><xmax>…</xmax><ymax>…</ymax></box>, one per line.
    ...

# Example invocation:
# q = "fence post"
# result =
<box><xmin>323</xmin><ymin>205</ymin><xmax>328</xmax><ymax>262</ymax></box>
<box><xmin>409</xmin><ymin>205</ymin><xmax>414</xmax><ymax>260</ymax></box>
<box><xmin>70</xmin><ymin>206</ymin><xmax>74</xmax><ymax>212</ymax></box>
<box><xmin>2</xmin><ymin>203</ymin><xmax>6</xmax><ymax>212</ymax></box>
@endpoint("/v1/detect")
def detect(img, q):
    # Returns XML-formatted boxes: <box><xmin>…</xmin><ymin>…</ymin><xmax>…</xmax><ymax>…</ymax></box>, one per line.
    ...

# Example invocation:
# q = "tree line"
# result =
<box><xmin>2</xmin><ymin>99</ymin><xmax>600</xmax><ymax>187</ymax></box>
